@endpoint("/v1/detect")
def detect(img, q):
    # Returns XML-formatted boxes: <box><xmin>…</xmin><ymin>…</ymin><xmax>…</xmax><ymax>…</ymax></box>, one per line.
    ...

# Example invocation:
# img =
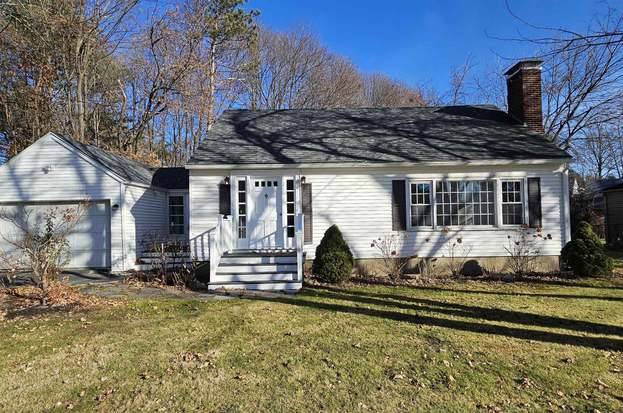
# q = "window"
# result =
<box><xmin>502</xmin><ymin>180</ymin><xmax>523</xmax><ymax>225</ymax></box>
<box><xmin>410</xmin><ymin>182</ymin><xmax>432</xmax><ymax>226</ymax></box>
<box><xmin>253</xmin><ymin>180</ymin><xmax>278</xmax><ymax>188</ymax></box>
<box><xmin>169</xmin><ymin>196</ymin><xmax>185</xmax><ymax>235</ymax></box>
<box><xmin>238</xmin><ymin>180</ymin><xmax>247</xmax><ymax>239</ymax></box>
<box><xmin>435</xmin><ymin>180</ymin><xmax>495</xmax><ymax>226</ymax></box>
<box><xmin>285</xmin><ymin>179</ymin><xmax>295</xmax><ymax>237</ymax></box>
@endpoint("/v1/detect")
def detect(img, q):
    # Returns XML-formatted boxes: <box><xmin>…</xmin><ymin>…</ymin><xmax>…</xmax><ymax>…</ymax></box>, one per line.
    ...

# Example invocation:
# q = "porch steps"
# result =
<box><xmin>209</xmin><ymin>250</ymin><xmax>300</xmax><ymax>289</ymax></box>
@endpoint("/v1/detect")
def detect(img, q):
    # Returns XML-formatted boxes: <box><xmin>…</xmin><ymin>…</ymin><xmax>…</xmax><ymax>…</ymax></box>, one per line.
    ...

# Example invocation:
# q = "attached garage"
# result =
<box><xmin>0</xmin><ymin>132</ymin><xmax>171</xmax><ymax>272</ymax></box>
<box><xmin>0</xmin><ymin>201</ymin><xmax>111</xmax><ymax>268</ymax></box>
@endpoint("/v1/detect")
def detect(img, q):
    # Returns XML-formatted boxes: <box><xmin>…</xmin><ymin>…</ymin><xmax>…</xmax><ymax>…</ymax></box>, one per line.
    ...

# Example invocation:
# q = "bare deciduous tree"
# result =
<box><xmin>447</xmin><ymin>56</ymin><xmax>473</xmax><ymax>105</ymax></box>
<box><xmin>363</xmin><ymin>73</ymin><xmax>426</xmax><ymax>107</ymax></box>
<box><xmin>0</xmin><ymin>203</ymin><xmax>88</xmax><ymax>304</ymax></box>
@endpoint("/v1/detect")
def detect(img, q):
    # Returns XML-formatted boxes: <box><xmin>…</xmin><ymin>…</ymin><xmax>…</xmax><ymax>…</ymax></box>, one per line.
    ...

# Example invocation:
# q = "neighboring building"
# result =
<box><xmin>0</xmin><ymin>60</ymin><xmax>572</xmax><ymax>290</ymax></box>
<box><xmin>603</xmin><ymin>182</ymin><xmax>623</xmax><ymax>245</ymax></box>
<box><xmin>583</xmin><ymin>178</ymin><xmax>623</xmax><ymax>245</ymax></box>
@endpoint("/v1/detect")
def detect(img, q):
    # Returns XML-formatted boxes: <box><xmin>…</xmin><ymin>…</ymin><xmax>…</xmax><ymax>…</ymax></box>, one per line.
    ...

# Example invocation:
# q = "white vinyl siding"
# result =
<box><xmin>189</xmin><ymin>170</ymin><xmax>225</xmax><ymax>261</ymax></box>
<box><xmin>0</xmin><ymin>134</ymin><xmax>126</xmax><ymax>270</ymax></box>
<box><xmin>299</xmin><ymin>164</ymin><xmax>567</xmax><ymax>259</ymax></box>
<box><xmin>188</xmin><ymin>163</ymin><xmax>569</xmax><ymax>262</ymax></box>
<box><xmin>0</xmin><ymin>133</ymin><xmax>171</xmax><ymax>271</ymax></box>
<box><xmin>123</xmin><ymin>185</ymin><xmax>168</xmax><ymax>266</ymax></box>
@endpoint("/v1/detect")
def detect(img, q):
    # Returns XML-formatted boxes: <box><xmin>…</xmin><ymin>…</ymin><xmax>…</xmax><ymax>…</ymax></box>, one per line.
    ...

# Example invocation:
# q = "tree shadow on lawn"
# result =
<box><xmin>350</xmin><ymin>277</ymin><xmax>623</xmax><ymax>301</ymax></box>
<box><xmin>311</xmin><ymin>285</ymin><xmax>623</xmax><ymax>338</ymax></box>
<box><xmin>247</xmin><ymin>286</ymin><xmax>623</xmax><ymax>352</ymax></box>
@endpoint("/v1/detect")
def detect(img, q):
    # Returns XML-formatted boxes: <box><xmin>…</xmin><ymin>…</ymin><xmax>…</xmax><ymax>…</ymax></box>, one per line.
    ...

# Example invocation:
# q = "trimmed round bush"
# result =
<box><xmin>312</xmin><ymin>225</ymin><xmax>354</xmax><ymax>283</ymax></box>
<box><xmin>313</xmin><ymin>225</ymin><xmax>353</xmax><ymax>267</ymax></box>
<box><xmin>561</xmin><ymin>221</ymin><xmax>614</xmax><ymax>277</ymax></box>
<box><xmin>313</xmin><ymin>250</ymin><xmax>353</xmax><ymax>284</ymax></box>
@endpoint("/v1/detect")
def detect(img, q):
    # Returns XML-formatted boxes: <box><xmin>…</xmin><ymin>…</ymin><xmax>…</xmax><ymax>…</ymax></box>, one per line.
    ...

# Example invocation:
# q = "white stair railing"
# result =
<box><xmin>208</xmin><ymin>215</ymin><xmax>233</xmax><ymax>280</ymax></box>
<box><xmin>294</xmin><ymin>213</ymin><xmax>304</xmax><ymax>282</ymax></box>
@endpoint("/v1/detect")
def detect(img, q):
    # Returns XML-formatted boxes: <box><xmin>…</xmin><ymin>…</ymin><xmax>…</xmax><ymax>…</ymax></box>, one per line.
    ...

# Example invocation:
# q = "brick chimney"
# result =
<box><xmin>504</xmin><ymin>60</ymin><xmax>544</xmax><ymax>134</ymax></box>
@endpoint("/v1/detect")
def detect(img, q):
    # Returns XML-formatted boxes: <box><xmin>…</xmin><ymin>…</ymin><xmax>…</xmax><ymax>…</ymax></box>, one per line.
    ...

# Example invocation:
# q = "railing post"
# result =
<box><xmin>295</xmin><ymin>214</ymin><xmax>304</xmax><ymax>283</ymax></box>
<box><xmin>208</xmin><ymin>230</ymin><xmax>217</xmax><ymax>281</ymax></box>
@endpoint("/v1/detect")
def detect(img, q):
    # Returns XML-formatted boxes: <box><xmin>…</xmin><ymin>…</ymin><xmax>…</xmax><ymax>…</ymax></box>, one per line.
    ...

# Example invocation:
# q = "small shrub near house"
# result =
<box><xmin>370</xmin><ymin>233</ymin><xmax>412</xmax><ymax>281</ymax></box>
<box><xmin>504</xmin><ymin>225</ymin><xmax>543</xmax><ymax>276</ymax></box>
<box><xmin>561</xmin><ymin>221</ymin><xmax>614</xmax><ymax>277</ymax></box>
<box><xmin>312</xmin><ymin>225</ymin><xmax>353</xmax><ymax>283</ymax></box>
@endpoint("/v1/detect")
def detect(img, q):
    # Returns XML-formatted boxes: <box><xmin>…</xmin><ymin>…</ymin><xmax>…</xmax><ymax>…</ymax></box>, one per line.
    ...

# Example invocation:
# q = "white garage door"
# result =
<box><xmin>0</xmin><ymin>201</ymin><xmax>110</xmax><ymax>268</ymax></box>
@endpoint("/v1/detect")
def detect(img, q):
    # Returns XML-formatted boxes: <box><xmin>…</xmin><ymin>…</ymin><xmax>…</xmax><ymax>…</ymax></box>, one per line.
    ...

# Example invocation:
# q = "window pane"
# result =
<box><xmin>410</xmin><ymin>182</ymin><xmax>432</xmax><ymax>227</ymax></box>
<box><xmin>435</xmin><ymin>180</ymin><xmax>494</xmax><ymax>226</ymax></box>
<box><xmin>501</xmin><ymin>180</ymin><xmax>523</xmax><ymax>225</ymax></box>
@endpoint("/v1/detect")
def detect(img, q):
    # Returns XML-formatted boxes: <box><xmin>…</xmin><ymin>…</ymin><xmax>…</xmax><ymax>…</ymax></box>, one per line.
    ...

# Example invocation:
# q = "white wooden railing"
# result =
<box><xmin>208</xmin><ymin>215</ymin><xmax>233</xmax><ymax>280</ymax></box>
<box><xmin>294</xmin><ymin>213</ymin><xmax>304</xmax><ymax>282</ymax></box>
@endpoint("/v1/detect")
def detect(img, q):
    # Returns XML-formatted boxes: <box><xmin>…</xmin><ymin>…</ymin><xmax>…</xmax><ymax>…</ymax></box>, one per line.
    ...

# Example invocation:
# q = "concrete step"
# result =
<box><xmin>208</xmin><ymin>280</ymin><xmax>302</xmax><ymax>291</ymax></box>
<box><xmin>219</xmin><ymin>255</ymin><xmax>296</xmax><ymax>265</ymax></box>
<box><xmin>223</xmin><ymin>250</ymin><xmax>296</xmax><ymax>258</ymax></box>
<box><xmin>211</xmin><ymin>272</ymin><xmax>296</xmax><ymax>283</ymax></box>
<box><xmin>216</xmin><ymin>263</ymin><xmax>297</xmax><ymax>274</ymax></box>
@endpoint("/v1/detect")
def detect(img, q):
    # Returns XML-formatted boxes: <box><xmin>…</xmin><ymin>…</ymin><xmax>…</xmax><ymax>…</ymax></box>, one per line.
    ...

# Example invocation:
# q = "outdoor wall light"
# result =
<box><xmin>224</xmin><ymin>177</ymin><xmax>230</xmax><ymax>185</ymax></box>
<box><xmin>301</xmin><ymin>176</ymin><xmax>306</xmax><ymax>183</ymax></box>
<box><xmin>112</xmin><ymin>204</ymin><xmax>119</xmax><ymax>211</ymax></box>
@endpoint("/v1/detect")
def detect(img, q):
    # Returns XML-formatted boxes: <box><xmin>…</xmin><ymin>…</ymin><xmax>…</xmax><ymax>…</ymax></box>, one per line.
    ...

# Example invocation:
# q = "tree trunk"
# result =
<box><xmin>206</xmin><ymin>41</ymin><xmax>217</xmax><ymax>131</ymax></box>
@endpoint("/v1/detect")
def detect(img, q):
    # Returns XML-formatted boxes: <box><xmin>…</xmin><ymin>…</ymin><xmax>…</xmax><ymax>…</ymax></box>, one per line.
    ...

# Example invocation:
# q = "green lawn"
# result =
<box><xmin>1</xmin><ymin>278</ymin><xmax>622</xmax><ymax>412</ymax></box>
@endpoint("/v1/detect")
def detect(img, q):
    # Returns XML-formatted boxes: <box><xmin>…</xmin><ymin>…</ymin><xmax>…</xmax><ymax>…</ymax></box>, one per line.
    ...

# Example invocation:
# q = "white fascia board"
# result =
<box><xmin>185</xmin><ymin>158</ymin><xmax>571</xmax><ymax>170</ymax></box>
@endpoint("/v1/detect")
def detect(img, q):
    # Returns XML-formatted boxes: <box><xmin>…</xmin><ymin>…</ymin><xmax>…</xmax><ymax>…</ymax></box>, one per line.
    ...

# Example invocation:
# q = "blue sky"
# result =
<box><xmin>246</xmin><ymin>0</ymin><xmax>621</xmax><ymax>94</ymax></box>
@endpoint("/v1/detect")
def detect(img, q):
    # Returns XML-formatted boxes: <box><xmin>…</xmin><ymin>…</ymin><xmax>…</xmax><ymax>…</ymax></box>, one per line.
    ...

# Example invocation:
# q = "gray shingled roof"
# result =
<box><xmin>151</xmin><ymin>167</ymin><xmax>189</xmax><ymax>190</ymax></box>
<box><xmin>56</xmin><ymin>134</ymin><xmax>188</xmax><ymax>189</ymax></box>
<box><xmin>585</xmin><ymin>178</ymin><xmax>623</xmax><ymax>194</ymax></box>
<box><xmin>188</xmin><ymin>106</ymin><xmax>570</xmax><ymax>166</ymax></box>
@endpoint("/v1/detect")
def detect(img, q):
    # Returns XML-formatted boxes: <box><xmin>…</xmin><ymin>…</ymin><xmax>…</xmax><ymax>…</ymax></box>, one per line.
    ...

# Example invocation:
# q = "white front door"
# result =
<box><xmin>248</xmin><ymin>178</ymin><xmax>282</xmax><ymax>249</ymax></box>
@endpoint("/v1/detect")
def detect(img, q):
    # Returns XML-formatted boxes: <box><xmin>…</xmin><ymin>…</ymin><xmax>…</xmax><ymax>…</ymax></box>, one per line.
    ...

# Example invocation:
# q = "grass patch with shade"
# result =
<box><xmin>0</xmin><ymin>278</ymin><xmax>622</xmax><ymax>412</ymax></box>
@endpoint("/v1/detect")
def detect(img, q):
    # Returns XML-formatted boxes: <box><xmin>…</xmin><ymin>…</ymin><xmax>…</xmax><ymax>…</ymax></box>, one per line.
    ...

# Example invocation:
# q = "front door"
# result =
<box><xmin>248</xmin><ymin>178</ymin><xmax>282</xmax><ymax>249</ymax></box>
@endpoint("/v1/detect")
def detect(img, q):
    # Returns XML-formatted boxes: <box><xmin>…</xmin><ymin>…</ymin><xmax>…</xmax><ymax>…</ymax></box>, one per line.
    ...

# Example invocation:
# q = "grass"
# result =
<box><xmin>0</xmin><ymin>278</ymin><xmax>622</xmax><ymax>412</ymax></box>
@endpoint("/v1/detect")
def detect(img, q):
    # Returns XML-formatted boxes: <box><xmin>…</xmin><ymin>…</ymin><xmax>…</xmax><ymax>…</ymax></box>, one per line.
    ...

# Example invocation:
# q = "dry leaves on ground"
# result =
<box><xmin>0</xmin><ymin>282</ymin><xmax>121</xmax><ymax>321</ymax></box>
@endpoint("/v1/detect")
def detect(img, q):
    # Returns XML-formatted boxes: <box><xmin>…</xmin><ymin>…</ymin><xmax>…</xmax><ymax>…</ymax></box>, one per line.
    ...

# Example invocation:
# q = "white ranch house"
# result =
<box><xmin>0</xmin><ymin>60</ymin><xmax>571</xmax><ymax>290</ymax></box>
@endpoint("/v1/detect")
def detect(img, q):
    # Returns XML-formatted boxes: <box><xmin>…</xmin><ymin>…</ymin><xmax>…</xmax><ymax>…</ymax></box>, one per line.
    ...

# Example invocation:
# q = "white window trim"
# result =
<box><xmin>407</xmin><ymin>180</ymin><xmax>433</xmax><ymax>229</ymax></box>
<box><xmin>500</xmin><ymin>179</ymin><xmax>525</xmax><ymax>227</ymax></box>
<box><xmin>168</xmin><ymin>194</ymin><xmax>185</xmax><ymax>235</ymax></box>
<box><xmin>406</xmin><ymin>177</ymin><xmax>530</xmax><ymax>231</ymax></box>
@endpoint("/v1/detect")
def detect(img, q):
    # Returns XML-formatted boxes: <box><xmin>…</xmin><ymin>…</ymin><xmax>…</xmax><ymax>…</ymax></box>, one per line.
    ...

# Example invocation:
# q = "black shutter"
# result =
<box><xmin>219</xmin><ymin>183</ymin><xmax>231</xmax><ymax>216</ymax></box>
<box><xmin>392</xmin><ymin>180</ymin><xmax>406</xmax><ymax>231</ymax></box>
<box><xmin>302</xmin><ymin>183</ymin><xmax>313</xmax><ymax>243</ymax></box>
<box><xmin>527</xmin><ymin>177</ymin><xmax>542</xmax><ymax>228</ymax></box>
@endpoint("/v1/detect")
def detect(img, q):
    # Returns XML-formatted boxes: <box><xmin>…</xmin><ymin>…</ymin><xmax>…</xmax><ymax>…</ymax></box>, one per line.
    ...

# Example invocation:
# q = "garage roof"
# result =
<box><xmin>56</xmin><ymin>134</ymin><xmax>188</xmax><ymax>190</ymax></box>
